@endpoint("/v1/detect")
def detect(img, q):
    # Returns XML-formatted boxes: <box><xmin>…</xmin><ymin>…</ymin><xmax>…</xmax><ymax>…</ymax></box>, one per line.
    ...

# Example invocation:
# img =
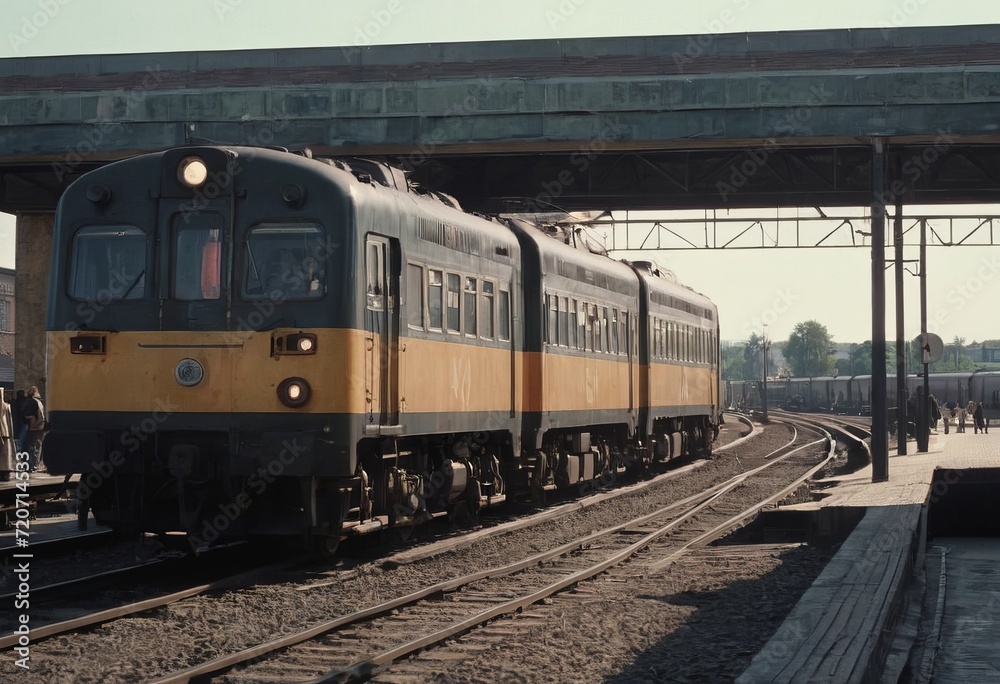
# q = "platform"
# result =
<box><xmin>738</xmin><ymin>428</ymin><xmax>1000</xmax><ymax>683</ymax></box>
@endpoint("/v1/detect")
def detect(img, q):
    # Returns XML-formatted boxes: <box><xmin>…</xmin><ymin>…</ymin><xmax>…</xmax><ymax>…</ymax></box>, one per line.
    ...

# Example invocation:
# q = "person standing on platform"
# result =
<box><xmin>11</xmin><ymin>389</ymin><xmax>25</xmax><ymax>450</ymax></box>
<box><xmin>21</xmin><ymin>385</ymin><xmax>46</xmax><ymax>472</ymax></box>
<box><xmin>0</xmin><ymin>388</ymin><xmax>14</xmax><ymax>481</ymax></box>
<box><xmin>975</xmin><ymin>402</ymin><xmax>987</xmax><ymax>434</ymax></box>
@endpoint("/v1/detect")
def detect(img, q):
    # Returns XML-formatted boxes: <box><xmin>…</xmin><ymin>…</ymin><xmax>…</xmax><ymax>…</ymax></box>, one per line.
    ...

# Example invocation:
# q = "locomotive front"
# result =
<box><xmin>43</xmin><ymin>147</ymin><xmax>363</xmax><ymax>547</ymax></box>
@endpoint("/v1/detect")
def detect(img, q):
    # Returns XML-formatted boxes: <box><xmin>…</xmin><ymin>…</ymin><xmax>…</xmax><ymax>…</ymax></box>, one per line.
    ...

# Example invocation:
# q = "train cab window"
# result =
<box><xmin>244</xmin><ymin>223</ymin><xmax>326</xmax><ymax>300</ymax></box>
<box><xmin>464</xmin><ymin>277</ymin><xmax>478</xmax><ymax>337</ymax></box>
<box><xmin>68</xmin><ymin>225</ymin><xmax>147</xmax><ymax>301</ymax></box>
<box><xmin>428</xmin><ymin>269</ymin><xmax>443</xmax><ymax>329</ymax></box>
<box><xmin>407</xmin><ymin>264</ymin><xmax>424</xmax><ymax>330</ymax></box>
<box><xmin>172</xmin><ymin>214</ymin><xmax>222</xmax><ymax>300</ymax></box>
<box><xmin>498</xmin><ymin>288</ymin><xmax>510</xmax><ymax>342</ymax></box>
<box><xmin>446</xmin><ymin>274</ymin><xmax>461</xmax><ymax>332</ymax></box>
<box><xmin>480</xmin><ymin>281</ymin><xmax>495</xmax><ymax>339</ymax></box>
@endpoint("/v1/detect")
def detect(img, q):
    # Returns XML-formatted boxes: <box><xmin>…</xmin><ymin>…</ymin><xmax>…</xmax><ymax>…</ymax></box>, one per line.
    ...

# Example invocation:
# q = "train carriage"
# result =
<box><xmin>41</xmin><ymin>145</ymin><xmax>723</xmax><ymax>549</ymax></box>
<box><xmin>508</xmin><ymin>219</ymin><xmax>640</xmax><ymax>492</ymax></box>
<box><xmin>634</xmin><ymin>261</ymin><xmax>721</xmax><ymax>460</ymax></box>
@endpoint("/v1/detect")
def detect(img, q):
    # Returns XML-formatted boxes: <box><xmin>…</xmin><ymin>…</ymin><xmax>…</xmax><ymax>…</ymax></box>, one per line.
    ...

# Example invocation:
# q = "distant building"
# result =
<box><xmin>0</xmin><ymin>267</ymin><xmax>12</xmax><ymax>333</ymax></box>
<box><xmin>0</xmin><ymin>266</ymin><xmax>13</xmax><ymax>391</ymax></box>
<box><xmin>981</xmin><ymin>343</ymin><xmax>1000</xmax><ymax>363</ymax></box>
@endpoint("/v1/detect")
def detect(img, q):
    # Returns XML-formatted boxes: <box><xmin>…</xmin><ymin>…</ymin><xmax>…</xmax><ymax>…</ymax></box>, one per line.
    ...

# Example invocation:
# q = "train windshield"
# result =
<box><xmin>68</xmin><ymin>225</ymin><xmax>146</xmax><ymax>301</ymax></box>
<box><xmin>243</xmin><ymin>223</ymin><xmax>328</xmax><ymax>300</ymax></box>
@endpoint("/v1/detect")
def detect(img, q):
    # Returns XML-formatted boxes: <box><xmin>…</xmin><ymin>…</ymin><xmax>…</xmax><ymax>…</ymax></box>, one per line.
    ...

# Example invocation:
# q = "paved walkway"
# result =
<box><xmin>738</xmin><ymin>428</ymin><xmax>1000</xmax><ymax>683</ymax></box>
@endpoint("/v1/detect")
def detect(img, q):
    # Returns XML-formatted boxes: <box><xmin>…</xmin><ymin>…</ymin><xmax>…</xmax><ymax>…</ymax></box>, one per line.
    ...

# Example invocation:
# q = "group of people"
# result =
<box><xmin>937</xmin><ymin>398</ymin><xmax>989</xmax><ymax>435</ymax></box>
<box><xmin>0</xmin><ymin>385</ymin><xmax>46</xmax><ymax>481</ymax></box>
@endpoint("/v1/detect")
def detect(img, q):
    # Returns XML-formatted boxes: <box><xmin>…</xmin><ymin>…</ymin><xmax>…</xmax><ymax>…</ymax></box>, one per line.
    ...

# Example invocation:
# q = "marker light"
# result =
<box><xmin>273</xmin><ymin>332</ymin><xmax>318</xmax><ymax>356</ymax></box>
<box><xmin>278</xmin><ymin>377</ymin><xmax>311</xmax><ymax>408</ymax></box>
<box><xmin>178</xmin><ymin>157</ymin><xmax>209</xmax><ymax>187</ymax></box>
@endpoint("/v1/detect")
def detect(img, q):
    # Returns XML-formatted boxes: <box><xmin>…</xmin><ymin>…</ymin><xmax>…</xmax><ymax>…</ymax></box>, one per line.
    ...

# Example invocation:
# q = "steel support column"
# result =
<box><xmin>919</xmin><ymin>219</ymin><xmax>930</xmax><ymax>452</ymax></box>
<box><xmin>894</xmin><ymin>198</ymin><xmax>907</xmax><ymax>455</ymax></box>
<box><xmin>871</xmin><ymin>140</ymin><xmax>888</xmax><ymax>482</ymax></box>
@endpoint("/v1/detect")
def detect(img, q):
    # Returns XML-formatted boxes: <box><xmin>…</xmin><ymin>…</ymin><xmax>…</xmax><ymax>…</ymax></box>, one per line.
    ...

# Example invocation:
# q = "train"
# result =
<box><xmin>41</xmin><ymin>146</ymin><xmax>722</xmax><ymax>552</ymax></box>
<box><xmin>727</xmin><ymin>371</ymin><xmax>1000</xmax><ymax>419</ymax></box>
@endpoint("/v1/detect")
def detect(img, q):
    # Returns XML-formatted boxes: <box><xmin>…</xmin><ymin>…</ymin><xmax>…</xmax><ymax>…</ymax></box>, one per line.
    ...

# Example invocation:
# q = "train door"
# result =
<box><xmin>626</xmin><ymin>310</ymin><xmax>635</xmax><ymax>413</ymax></box>
<box><xmin>157</xmin><ymin>199</ymin><xmax>231</xmax><ymax>331</ymax></box>
<box><xmin>364</xmin><ymin>236</ymin><xmax>400</xmax><ymax>429</ymax></box>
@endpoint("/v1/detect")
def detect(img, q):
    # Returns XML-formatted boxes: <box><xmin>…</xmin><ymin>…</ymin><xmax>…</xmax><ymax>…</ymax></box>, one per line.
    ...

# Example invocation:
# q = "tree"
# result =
<box><xmin>782</xmin><ymin>320</ymin><xmax>836</xmax><ymax>377</ymax></box>
<box><xmin>951</xmin><ymin>336</ymin><xmax>966</xmax><ymax>371</ymax></box>
<box><xmin>721</xmin><ymin>343</ymin><xmax>746</xmax><ymax>380</ymax></box>
<box><xmin>848</xmin><ymin>341</ymin><xmax>873</xmax><ymax>376</ymax></box>
<box><xmin>743</xmin><ymin>332</ymin><xmax>764</xmax><ymax>381</ymax></box>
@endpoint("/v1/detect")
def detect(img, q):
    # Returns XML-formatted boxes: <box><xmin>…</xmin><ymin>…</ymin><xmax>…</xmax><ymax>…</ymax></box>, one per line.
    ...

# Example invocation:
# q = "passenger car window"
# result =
<box><xmin>480</xmin><ymin>281</ymin><xmax>495</xmax><ymax>339</ymax></box>
<box><xmin>498</xmin><ymin>289</ymin><xmax>510</xmax><ymax>342</ymax></box>
<box><xmin>407</xmin><ymin>264</ymin><xmax>424</xmax><ymax>329</ymax></box>
<box><xmin>446</xmin><ymin>274</ymin><xmax>460</xmax><ymax>332</ymax></box>
<box><xmin>429</xmin><ymin>269</ymin><xmax>443</xmax><ymax>329</ymax></box>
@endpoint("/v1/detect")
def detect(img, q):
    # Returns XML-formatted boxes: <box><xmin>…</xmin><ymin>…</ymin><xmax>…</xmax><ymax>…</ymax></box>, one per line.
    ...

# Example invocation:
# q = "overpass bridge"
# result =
<box><xmin>4</xmin><ymin>23</ymin><xmax>1000</xmax><ymax>213</ymax></box>
<box><xmin>4</xmin><ymin>23</ymin><xmax>1000</xmax><ymax>476</ymax></box>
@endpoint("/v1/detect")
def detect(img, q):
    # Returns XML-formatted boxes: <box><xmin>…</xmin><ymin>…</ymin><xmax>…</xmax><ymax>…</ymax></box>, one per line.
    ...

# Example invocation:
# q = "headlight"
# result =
<box><xmin>278</xmin><ymin>377</ymin><xmax>311</xmax><ymax>407</ymax></box>
<box><xmin>178</xmin><ymin>157</ymin><xmax>209</xmax><ymax>187</ymax></box>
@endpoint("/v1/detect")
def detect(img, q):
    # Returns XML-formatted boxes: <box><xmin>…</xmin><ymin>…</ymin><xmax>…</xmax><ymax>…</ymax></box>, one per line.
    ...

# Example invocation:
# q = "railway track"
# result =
<box><xmin>151</xmin><ymin>420</ymin><xmax>832</xmax><ymax>684</ymax></box>
<box><xmin>0</xmin><ymin>552</ymin><xmax>301</xmax><ymax>650</ymax></box>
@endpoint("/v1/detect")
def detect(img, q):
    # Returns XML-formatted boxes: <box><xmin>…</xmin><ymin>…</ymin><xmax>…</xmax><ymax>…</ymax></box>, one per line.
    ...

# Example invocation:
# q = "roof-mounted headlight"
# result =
<box><xmin>178</xmin><ymin>157</ymin><xmax>209</xmax><ymax>187</ymax></box>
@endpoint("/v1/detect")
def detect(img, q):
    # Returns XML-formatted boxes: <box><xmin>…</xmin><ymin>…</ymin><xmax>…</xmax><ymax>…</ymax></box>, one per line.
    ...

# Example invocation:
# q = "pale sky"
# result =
<box><xmin>2</xmin><ymin>1</ymin><xmax>1000</xmax><ymax>346</ymax></box>
<box><xmin>2</xmin><ymin>0</ymin><xmax>999</xmax><ymax>58</ymax></box>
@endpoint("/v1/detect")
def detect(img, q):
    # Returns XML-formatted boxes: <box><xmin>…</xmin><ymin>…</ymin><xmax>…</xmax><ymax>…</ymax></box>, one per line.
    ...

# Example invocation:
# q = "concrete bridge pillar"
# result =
<box><xmin>14</xmin><ymin>213</ymin><xmax>53</xmax><ymax>399</ymax></box>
